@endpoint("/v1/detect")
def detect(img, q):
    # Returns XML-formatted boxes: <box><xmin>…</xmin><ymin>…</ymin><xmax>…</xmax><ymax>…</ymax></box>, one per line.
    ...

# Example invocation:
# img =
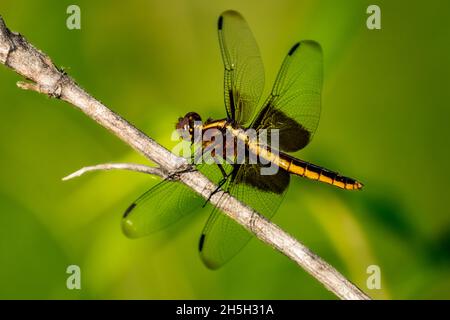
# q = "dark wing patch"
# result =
<box><xmin>254</xmin><ymin>105</ymin><xmax>311</xmax><ymax>152</ymax></box>
<box><xmin>234</xmin><ymin>163</ymin><xmax>290</xmax><ymax>194</ymax></box>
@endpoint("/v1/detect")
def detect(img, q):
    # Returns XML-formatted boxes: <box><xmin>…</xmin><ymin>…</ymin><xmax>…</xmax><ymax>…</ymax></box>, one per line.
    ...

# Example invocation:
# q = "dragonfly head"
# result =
<box><xmin>176</xmin><ymin>112</ymin><xmax>202</xmax><ymax>142</ymax></box>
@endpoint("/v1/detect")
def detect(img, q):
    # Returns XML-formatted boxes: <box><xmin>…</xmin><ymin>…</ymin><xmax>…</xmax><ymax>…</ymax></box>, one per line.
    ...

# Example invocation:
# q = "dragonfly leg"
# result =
<box><xmin>216</xmin><ymin>162</ymin><xmax>228</xmax><ymax>179</ymax></box>
<box><xmin>202</xmin><ymin>163</ymin><xmax>230</xmax><ymax>207</ymax></box>
<box><xmin>165</xmin><ymin>164</ymin><xmax>196</xmax><ymax>181</ymax></box>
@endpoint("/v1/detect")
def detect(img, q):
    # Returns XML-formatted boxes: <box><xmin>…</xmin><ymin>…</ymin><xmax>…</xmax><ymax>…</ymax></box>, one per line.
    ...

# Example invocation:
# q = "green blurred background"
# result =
<box><xmin>0</xmin><ymin>0</ymin><xmax>449</xmax><ymax>299</ymax></box>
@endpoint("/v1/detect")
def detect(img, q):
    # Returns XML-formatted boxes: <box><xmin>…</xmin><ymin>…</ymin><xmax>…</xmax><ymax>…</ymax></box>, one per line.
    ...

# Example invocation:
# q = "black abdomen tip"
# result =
<box><xmin>288</xmin><ymin>42</ymin><xmax>301</xmax><ymax>56</ymax></box>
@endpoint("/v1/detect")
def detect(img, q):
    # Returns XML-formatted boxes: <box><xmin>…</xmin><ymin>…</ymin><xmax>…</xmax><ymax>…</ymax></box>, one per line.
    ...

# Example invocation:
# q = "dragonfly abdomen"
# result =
<box><xmin>279</xmin><ymin>154</ymin><xmax>363</xmax><ymax>190</ymax></box>
<box><xmin>202</xmin><ymin>123</ymin><xmax>363</xmax><ymax>190</ymax></box>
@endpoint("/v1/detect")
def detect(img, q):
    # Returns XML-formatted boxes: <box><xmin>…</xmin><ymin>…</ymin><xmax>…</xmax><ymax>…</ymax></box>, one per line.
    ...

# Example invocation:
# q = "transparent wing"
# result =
<box><xmin>121</xmin><ymin>163</ymin><xmax>225</xmax><ymax>238</ymax></box>
<box><xmin>121</xmin><ymin>180</ymin><xmax>204</xmax><ymax>238</ymax></box>
<box><xmin>252</xmin><ymin>40</ymin><xmax>323</xmax><ymax>152</ymax></box>
<box><xmin>199</xmin><ymin>163</ymin><xmax>290</xmax><ymax>269</ymax></box>
<box><xmin>218</xmin><ymin>10</ymin><xmax>265</xmax><ymax>125</ymax></box>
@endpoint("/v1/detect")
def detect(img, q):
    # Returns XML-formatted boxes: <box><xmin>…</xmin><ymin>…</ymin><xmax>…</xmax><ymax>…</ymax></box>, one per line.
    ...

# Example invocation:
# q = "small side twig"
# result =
<box><xmin>62</xmin><ymin>163</ymin><xmax>166</xmax><ymax>181</ymax></box>
<box><xmin>0</xmin><ymin>15</ymin><xmax>370</xmax><ymax>300</ymax></box>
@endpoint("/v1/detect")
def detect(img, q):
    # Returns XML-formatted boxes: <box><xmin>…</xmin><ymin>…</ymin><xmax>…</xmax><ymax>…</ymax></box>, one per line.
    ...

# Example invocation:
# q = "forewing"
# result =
<box><xmin>252</xmin><ymin>40</ymin><xmax>323</xmax><ymax>152</ymax></box>
<box><xmin>218</xmin><ymin>10</ymin><xmax>265</xmax><ymax>125</ymax></box>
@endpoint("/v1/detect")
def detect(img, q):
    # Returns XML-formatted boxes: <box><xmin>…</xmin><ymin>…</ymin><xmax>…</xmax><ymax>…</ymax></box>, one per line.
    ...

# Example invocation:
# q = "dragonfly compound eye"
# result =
<box><xmin>176</xmin><ymin>112</ymin><xmax>202</xmax><ymax>142</ymax></box>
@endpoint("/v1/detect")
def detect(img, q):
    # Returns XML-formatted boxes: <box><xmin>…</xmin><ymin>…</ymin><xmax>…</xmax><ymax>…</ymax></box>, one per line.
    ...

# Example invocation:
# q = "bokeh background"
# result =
<box><xmin>0</xmin><ymin>0</ymin><xmax>449</xmax><ymax>299</ymax></box>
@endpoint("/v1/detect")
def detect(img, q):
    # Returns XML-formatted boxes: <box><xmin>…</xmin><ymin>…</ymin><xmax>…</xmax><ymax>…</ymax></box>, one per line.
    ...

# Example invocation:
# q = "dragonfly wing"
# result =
<box><xmin>121</xmin><ymin>180</ymin><xmax>204</xmax><ymax>238</ymax></box>
<box><xmin>199</xmin><ymin>164</ymin><xmax>289</xmax><ymax>269</ymax></box>
<box><xmin>218</xmin><ymin>10</ymin><xmax>265</xmax><ymax>125</ymax></box>
<box><xmin>252</xmin><ymin>40</ymin><xmax>323</xmax><ymax>152</ymax></box>
<box><xmin>121</xmin><ymin>160</ymin><xmax>231</xmax><ymax>238</ymax></box>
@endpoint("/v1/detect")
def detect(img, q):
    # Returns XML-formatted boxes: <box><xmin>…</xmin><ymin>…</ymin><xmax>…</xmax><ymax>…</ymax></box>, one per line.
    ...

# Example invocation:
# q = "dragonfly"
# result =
<box><xmin>122</xmin><ymin>10</ymin><xmax>363</xmax><ymax>269</ymax></box>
